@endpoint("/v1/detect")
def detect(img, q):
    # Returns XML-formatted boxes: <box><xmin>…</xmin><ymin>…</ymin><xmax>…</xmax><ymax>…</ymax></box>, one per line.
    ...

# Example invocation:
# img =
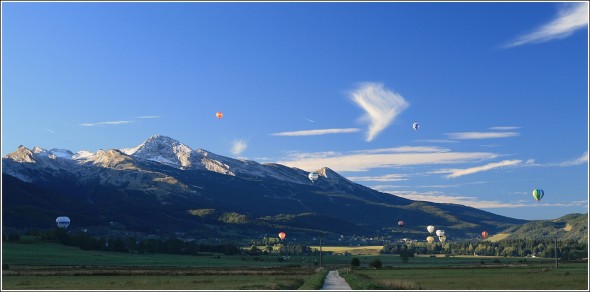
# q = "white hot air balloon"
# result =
<box><xmin>427</xmin><ymin>225</ymin><xmax>435</xmax><ymax>234</ymax></box>
<box><xmin>436</xmin><ymin>230</ymin><xmax>445</xmax><ymax>237</ymax></box>
<box><xmin>412</xmin><ymin>123</ymin><xmax>420</xmax><ymax>131</ymax></box>
<box><xmin>56</xmin><ymin>216</ymin><xmax>70</xmax><ymax>229</ymax></box>
<box><xmin>308</xmin><ymin>172</ymin><xmax>319</xmax><ymax>183</ymax></box>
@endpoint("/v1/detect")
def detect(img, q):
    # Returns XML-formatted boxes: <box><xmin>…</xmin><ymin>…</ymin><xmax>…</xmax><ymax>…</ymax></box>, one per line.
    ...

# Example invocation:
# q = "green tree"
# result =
<box><xmin>368</xmin><ymin>258</ymin><xmax>382</xmax><ymax>269</ymax></box>
<box><xmin>350</xmin><ymin>257</ymin><xmax>360</xmax><ymax>268</ymax></box>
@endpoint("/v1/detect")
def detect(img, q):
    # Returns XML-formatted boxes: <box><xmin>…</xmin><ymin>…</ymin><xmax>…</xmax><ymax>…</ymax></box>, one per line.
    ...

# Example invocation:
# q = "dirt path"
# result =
<box><xmin>321</xmin><ymin>270</ymin><xmax>352</xmax><ymax>290</ymax></box>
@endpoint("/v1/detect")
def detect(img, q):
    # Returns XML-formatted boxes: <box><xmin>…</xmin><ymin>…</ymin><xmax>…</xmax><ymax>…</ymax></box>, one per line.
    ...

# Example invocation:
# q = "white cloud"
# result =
<box><xmin>43</xmin><ymin>128</ymin><xmax>55</xmax><ymax>134</ymax></box>
<box><xmin>137</xmin><ymin>115</ymin><xmax>160</xmax><ymax>119</ymax></box>
<box><xmin>80</xmin><ymin>120</ymin><xmax>132</xmax><ymax>127</ymax></box>
<box><xmin>347</xmin><ymin>173</ymin><xmax>408</xmax><ymax>182</ymax></box>
<box><xmin>384</xmin><ymin>191</ymin><xmax>587</xmax><ymax>209</ymax></box>
<box><xmin>350</xmin><ymin>82</ymin><xmax>409</xmax><ymax>142</ymax></box>
<box><xmin>276</xmin><ymin>149</ymin><xmax>498</xmax><ymax>172</ymax></box>
<box><xmin>434</xmin><ymin>159</ymin><xmax>522</xmax><ymax>178</ymax></box>
<box><xmin>231</xmin><ymin>139</ymin><xmax>247</xmax><ymax>156</ymax></box>
<box><xmin>445</xmin><ymin>131</ymin><xmax>520</xmax><ymax>140</ymax></box>
<box><xmin>504</xmin><ymin>2</ymin><xmax>589</xmax><ymax>48</ymax></box>
<box><xmin>271</xmin><ymin>128</ymin><xmax>361</xmax><ymax>136</ymax></box>
<box><xmin>489</xmin><ymin>126</ymin><xmax>521</xmax><ymax>131</ymax></box>
<box><xmin>558</xmin><ymin>151</ymin><xmax>588</xmax><ymax>166</ymax></box>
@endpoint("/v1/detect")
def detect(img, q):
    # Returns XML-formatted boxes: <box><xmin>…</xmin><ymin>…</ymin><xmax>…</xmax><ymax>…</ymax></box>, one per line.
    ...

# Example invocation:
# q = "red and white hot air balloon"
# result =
<box><xmin>216</xmin><ymin>112</ymin><xmax>223</xmax><ymax>119</ymax></box>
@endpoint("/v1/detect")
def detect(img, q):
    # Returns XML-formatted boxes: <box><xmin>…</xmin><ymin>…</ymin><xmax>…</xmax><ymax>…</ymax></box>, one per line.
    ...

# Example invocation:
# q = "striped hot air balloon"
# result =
<box><xmin>532</xmin><ymin>189</ymin><xmax>544</xmax><ymax>202</ymax></box>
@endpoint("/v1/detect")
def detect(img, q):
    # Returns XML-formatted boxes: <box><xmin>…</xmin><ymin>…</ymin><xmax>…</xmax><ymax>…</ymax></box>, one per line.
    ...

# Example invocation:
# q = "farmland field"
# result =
<box><xmin>2</xmin><ymin>241</ymin><xmax>588</xmax><ymax>290</ymax></box>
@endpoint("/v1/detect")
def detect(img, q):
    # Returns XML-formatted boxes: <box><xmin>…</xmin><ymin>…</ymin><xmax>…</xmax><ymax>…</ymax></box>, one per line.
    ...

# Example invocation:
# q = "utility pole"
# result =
<box><xmin>555</xmin><ymin>237</ymin><xmax>559</xmax><ymax>269</ymax></box>
<box><xmin>319</xmin><ymin>235</ymin><xmax>323</xmax><ymax>268</ymax></box>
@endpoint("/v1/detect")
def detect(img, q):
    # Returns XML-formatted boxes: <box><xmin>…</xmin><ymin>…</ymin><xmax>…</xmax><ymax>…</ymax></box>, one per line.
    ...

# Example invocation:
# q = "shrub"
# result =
<box><xmin>368</xmin><ymin>258</ymin><xmax>382</xmax><ymax>269</ymax></box>
<box><xmin>351</xmin><ymin>257</ymin><xmax>360</xmax><ymax>268</ymax></box>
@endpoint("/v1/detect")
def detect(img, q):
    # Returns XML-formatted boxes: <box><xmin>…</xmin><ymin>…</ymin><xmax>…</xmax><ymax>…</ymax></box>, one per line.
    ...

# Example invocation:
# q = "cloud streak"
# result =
<box><xmin>347</xmin><ymin>173</ymin><xmax>408</xmax><ymax>182</ymax></box>
<box><xmin>350</xmin><ymin>82</ymin><xmax>409</xmax><ymax>142</ymax></box>
<box><xmin>276</xmin><ymin>147</ymin><xmax>498</xmax><ymax>172</ymax></box>
<box><xmin>557</xmin><ymin>151</ymin><xmax>588</xmax><ymax>166</ymax></box>
<box><xmin>445</xmin><ymin>131</ymin><xmax>520</xmax><ymax>140</ymax></box>
<box><xmin>43</xmin><ymin>128</ymin><xmax>55</xmax><ymax>134</ymax></box>
<box><xmin>385</xmin><ymin>191</ymin><xmax>587</xmax><ymax>209</ymax></box>
<box><xmin>433</xmin><ymin>159</ymin><xmax>522</xmax><ymax>178</ymax></box>
<box><xmin>80</xmin><ymin>120</ymin><xmax>132</xmax><ymax>127</ymax></box>
<box><xmin>271</xmin><ymin>128</ymin><xmax>361</xmax><ymax>136</ymax></box>
<box><xmin>137</xmin><ymin>115</ymin><xmax>160</xmax><ymax>119</ymax></box>
<box><xmin>504</xmin><ymin>2</ymin><xmax>589</xmax><ymax>48</ymax></box>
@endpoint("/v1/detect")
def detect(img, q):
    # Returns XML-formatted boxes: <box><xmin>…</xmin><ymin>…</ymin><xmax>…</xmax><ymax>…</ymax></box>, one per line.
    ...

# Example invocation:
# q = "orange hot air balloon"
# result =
<box><xmin>216</xmin><ymin>112</ymin><xmax>223</xmax><ymax>119</ymax></box>
<box><xmin>481</xmin><ymin>231</ymin><xmax>489</xmax><ymax>239</ymax></box>
<box><xmin>278</xmin><ymin>232</ymin><xmax>286</xmax><ymax>240</ymax></box>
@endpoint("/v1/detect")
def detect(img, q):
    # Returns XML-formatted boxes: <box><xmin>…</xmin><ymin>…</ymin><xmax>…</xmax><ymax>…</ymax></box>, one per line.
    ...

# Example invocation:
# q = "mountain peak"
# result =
<box><xmin>121</xmin><ymin>134</ymin><xmax>193</xmax><ymax>168</ymax></box>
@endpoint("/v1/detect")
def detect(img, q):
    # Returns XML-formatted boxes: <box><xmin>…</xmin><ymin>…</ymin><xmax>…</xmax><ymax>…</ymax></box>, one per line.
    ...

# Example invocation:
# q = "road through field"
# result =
<box><xmin>321</xmin><ymin>270</ymin><xmax>352</xmax><ymax>290</ymax></box>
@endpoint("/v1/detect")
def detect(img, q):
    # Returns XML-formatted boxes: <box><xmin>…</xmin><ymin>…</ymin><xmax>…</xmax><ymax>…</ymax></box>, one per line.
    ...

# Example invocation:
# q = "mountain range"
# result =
<box><xmin>1</xmin><ymin>134</ymin><xmax>546</xmax><ymax>243</ymax></box>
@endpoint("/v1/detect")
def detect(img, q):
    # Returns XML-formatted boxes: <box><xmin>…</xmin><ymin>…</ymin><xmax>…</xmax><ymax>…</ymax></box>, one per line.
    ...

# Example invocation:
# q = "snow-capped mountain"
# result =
<box><xmin>2</xmin><ymin>134</ymin><xmax>528</xmax><ymax>240</ymax></box>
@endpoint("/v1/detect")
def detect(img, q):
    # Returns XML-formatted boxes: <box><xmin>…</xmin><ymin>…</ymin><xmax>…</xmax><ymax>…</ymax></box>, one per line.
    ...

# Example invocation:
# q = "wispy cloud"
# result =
<box><xmin>489</xmin><ymin>126</ymin><xmax>521</xmax><ymax>131</ymax></box>
<box><xmin>347</xmin><ymin>173</ymin><xmax>408</xmax><ymax>182</ymax></box>
<box><xmin>305</xmin><ymin>118</ymin><xmax>315</xmax><ymax>123</ymax></box>
<box><xmin>80</xmin><ymin>120</ymin><xmax>132</xmax><ymax>127</ymax></box>
<box><xmin>445</xmin><ymin>131</ymin><xmax>520</xmax><ymax>140</ymax></box>
<box><xmin>271</xmin><ymin>128</ymin><xmax>361</xmax><ymax>136</ymax></box>
<box><xmin>43</xmin><ymin>128</ymin><xmax>55</xmax><ymax>134</ymax></box>
<box><xmin>350</xmin><ymin>82</ymin><xmax>409</xmax><ymax>142</ymax></box>
<box><xmin>433</xmin><ymin>159</ymin><xmax>522</xmax><ymax>178</ymax></box>
<box><xmin>557</xmin><ymin>151</ymin><xmax>588</xmax><ymax>166</ymax></box>
<box><xmin>276</xmin><ymin>148</ymin><xmax>498</xmax><ymax>172</ymax></box>
<box><xmin>385</xmin><ymin>191</ymin><xmax>587</xmax><ymax>209</ymax></box>
<box><xmin>137</xmin><ymin>115</ymin><xmax>160</xmax><ymax>119</ymax></box>
<box><xmin>504</xmin><ymin>2</ymin><xmax>589</xmax><ymax>48</ymax></box>
<box><xmin>231</xmin><ymin>139</ymin><xmax>247</xmax><ymax>156</ymax></box>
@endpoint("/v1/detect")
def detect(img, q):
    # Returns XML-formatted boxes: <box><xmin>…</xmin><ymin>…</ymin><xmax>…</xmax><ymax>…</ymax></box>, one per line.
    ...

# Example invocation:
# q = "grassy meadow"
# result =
<box><xmin>2</xmin><ymin>239</ymin><xmax>588</xmax><ymax>290</ymax></box>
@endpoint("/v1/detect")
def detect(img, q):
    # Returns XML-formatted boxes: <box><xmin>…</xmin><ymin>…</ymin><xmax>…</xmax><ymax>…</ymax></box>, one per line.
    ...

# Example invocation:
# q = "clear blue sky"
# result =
<box><xmin>2</xmin><ymin>1</ymin><xmax>588</xmax><ymax>221</ymax></box>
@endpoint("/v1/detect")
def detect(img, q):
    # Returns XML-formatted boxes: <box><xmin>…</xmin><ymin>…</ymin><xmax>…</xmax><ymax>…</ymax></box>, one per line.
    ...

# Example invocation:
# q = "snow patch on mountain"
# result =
<box><xmin>124</xmin><ymin>134</ymin><xmax>193</xmax><ymax>168</ymax></box>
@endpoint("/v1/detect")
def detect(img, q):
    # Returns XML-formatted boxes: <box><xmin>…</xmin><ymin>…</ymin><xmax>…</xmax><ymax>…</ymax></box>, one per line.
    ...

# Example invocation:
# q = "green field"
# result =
<box><xmin>2</xmin><ymin>240</ymin><xmax>588</xmax><ymax>290</ymax></box>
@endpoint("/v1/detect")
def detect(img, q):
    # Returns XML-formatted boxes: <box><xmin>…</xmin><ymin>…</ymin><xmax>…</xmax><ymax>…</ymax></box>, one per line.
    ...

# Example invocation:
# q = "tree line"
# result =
<box><xmin>381</xmin><ymin>238</ymin><xmax>587</xmax><ymax>260</ymax></box>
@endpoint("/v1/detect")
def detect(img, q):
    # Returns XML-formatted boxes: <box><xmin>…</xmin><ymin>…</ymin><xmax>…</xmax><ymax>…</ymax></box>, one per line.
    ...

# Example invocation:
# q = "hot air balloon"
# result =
<box><xmin>481</xmin><ymin>231</ymin><xmax>489</xmax><ymax>239</ymax></box>
<box><xmin>439</xmin><ymin>235</ymin><xmax>447</xmax><ymax>243</ymax></box>
<box><xmin>398</xmin><ymin>221</ymin><xmax>405</xmax><ymax>228</ymax></box>
<box><xmin>278</xmin><ymin>232</ymin><xmax>286</xmax><ymax>240</ymax></box>
<box><xmin>216</xmin><ymin>112</ymin><xmax>223</xmax><ymax>119</ymax></box>
<box><xmin>426</xmin><ymin>236</ymin><xmax>434</xmax><ymax>244</ymax></box>
<box><xmin>532</xmin><ymin>189</ymin><xmax>544</xmax><ymax>202</ymax></box>
<box><xmin>436</xmin><ymin>230</ymin><xmax>445</xmax><ymax>237</ymax></box>
<box><xmin>413</xmin><ymin>123</ymin><xmax>420</xmax><ymax>131</ymax></box>
<box><xmin>427</xmin><ymin>225</ymin><xmax>435</xmax><ymax>234</ymax></box>
<box><xmin>308</xmin><ymin>172</ymin><xmax>319</xmax><ymax>183</ymax></box>
<box><xmin>56</xmin><ymin>216</ymin><xmax>70</xmax><ymax>229</ymax></box>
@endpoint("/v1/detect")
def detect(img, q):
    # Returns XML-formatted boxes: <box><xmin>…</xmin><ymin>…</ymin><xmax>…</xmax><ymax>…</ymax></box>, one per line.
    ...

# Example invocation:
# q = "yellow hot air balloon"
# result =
<box><xmin>426</xmin><ymin>236</ymin><xmax>434</xmax><ymax>244</ymax></box>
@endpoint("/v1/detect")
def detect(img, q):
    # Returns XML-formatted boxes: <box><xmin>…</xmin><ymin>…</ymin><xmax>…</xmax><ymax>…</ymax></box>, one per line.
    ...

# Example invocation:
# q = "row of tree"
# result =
<box><xmin>45</xmin><ymin>229</ymin><xmax>242</xmax><ymax>255</ymax></box>
<box><xmin>381</xmin><ymin>238</ymin><xmax>587</xmax><ymax>260</ymax></box>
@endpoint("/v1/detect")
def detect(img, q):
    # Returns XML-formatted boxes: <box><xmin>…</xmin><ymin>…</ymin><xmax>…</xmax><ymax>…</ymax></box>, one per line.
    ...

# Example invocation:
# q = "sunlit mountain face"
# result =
<box><xmin>2</xmin><ymin>135</ymin><xmax>528</xmax><ymax>242</ymax></box>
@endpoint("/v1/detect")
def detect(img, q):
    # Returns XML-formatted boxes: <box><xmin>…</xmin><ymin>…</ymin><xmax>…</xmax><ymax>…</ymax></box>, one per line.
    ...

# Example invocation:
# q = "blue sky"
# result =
<box><xmin>2</xmin><ymin>1</ymin><xmax>588</xmax><ymax>221</ymax></box>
